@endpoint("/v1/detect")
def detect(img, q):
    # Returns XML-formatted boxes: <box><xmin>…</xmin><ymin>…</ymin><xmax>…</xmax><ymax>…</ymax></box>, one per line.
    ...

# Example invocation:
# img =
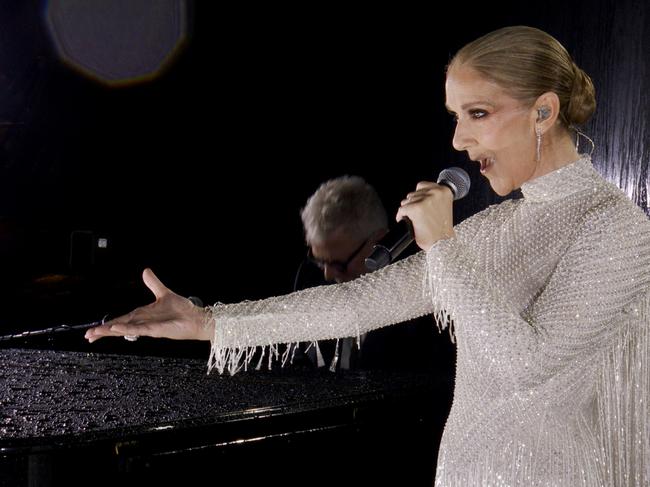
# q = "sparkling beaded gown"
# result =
<box><xmin>208</xmin><ymin>156</ymin><xmax>650</xmax><ymax>486</ymax></box>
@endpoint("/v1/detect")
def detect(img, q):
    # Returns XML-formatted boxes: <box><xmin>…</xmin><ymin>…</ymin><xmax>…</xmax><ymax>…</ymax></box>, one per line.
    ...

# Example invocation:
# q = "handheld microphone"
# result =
<box><xmin>364</xmin><ymin>167</ymin><xmax>470</xmax><ymax>271</ymax></box>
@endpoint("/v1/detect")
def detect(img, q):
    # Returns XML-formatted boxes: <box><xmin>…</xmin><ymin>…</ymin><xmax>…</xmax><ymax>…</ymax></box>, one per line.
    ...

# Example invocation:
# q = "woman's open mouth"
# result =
<box><xmin>480</xmin><ymin>158</ymin><xmax>495</xmax><ymax>174</ymax></box>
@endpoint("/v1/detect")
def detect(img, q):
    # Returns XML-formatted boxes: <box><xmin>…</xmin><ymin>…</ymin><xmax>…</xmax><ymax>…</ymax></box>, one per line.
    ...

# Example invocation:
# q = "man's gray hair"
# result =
<box><xmin>301</xmin><ymin>175</ymin><xmax>388</xmax><ymax>245</ymax></box>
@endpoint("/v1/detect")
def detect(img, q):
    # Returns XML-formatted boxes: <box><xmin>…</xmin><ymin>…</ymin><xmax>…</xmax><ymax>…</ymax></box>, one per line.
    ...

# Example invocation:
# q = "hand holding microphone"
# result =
<box><xmin>365</xmin><ymin>167</ymin><xmax>470</xmax><ymax>271</ymax></box>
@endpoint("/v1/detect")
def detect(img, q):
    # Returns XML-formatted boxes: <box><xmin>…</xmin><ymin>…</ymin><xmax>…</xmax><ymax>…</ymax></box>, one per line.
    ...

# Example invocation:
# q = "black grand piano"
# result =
<box><xmin>0</xmin><ymin>348</ymin><xmax>451</xmax><ymax>487</ymax></box>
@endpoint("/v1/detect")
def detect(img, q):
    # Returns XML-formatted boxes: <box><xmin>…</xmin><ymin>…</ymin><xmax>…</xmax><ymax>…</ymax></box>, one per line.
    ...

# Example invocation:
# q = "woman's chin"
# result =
<box><xmin>487</xmin><ymin>178</ymin><xmax>513</xmax><ymax>197</ymax></box>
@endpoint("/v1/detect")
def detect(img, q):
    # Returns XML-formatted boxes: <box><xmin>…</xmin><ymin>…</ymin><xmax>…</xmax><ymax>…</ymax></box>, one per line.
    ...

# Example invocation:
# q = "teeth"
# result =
<box><xmin>480</xmin><ymin>158</ymin><xmax>494</xmax><ymax>173</ymax></box>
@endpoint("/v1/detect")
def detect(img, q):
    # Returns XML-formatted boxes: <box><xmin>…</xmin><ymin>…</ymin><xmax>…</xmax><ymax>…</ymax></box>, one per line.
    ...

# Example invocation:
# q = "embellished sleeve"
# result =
<box><xmin>207</xmin><ymin>251</ymin><xmax>434</xmax><ymax>375</ymax></box>
<box><xmin>426</xmin><ymin>200</ymin><xmax>650</xmax><ymax>485</ymax></box>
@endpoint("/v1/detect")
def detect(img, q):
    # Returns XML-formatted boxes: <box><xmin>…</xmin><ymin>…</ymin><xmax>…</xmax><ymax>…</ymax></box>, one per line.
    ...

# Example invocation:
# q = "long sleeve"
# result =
<box><xmin>207</xmin><ymin>251</ymin><xmax>435</xmax><ymax>374</ymax></box>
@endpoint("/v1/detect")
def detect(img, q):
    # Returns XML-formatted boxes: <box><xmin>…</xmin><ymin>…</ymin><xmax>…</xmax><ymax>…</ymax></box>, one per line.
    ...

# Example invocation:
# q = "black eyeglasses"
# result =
<box><xmin>307</xmin><ymin>238</ymin><xmax>369</xmax><ymax>273</ymax></box>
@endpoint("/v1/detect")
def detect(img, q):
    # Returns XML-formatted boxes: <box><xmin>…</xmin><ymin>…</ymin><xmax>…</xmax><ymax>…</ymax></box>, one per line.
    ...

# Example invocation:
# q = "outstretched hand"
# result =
<box><xmin>85</xmin><ymin>268</ymin><xmax>213</xmax><ymax>343</ymax></box>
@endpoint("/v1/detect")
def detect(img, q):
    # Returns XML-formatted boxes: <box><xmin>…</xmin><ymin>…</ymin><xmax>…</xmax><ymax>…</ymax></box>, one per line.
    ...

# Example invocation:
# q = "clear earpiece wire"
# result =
<box><xmin>573</xmin><ymin>126</ymin><xmax>595</xmax><ymax>155</ymax></box>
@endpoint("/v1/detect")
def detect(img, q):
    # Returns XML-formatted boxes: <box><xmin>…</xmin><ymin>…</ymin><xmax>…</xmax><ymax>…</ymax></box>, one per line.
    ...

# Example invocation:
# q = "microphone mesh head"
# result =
<box><xmin>437</xmin><ymin>167</ymin><xmax>471</xmax><ymax>200</ymax></box>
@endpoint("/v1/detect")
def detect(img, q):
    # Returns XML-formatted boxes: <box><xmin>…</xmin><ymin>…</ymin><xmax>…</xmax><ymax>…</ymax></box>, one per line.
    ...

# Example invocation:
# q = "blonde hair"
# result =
<box><xmin>449</xmin><ymin>26</ymin><xmax>596</xmax><ymax>127</ymax></box>
<box><xmin>301</xmin><ymin>175</ymin><xmax>388</xmax><ymax>245</ymax></box>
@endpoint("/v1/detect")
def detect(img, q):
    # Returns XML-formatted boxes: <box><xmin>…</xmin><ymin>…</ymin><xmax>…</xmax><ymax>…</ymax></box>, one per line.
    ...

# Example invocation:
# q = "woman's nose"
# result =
<box><xmin>452</xmin><ymin>120</ymin><xmax>474</xmax><ymax>152</ymax></box>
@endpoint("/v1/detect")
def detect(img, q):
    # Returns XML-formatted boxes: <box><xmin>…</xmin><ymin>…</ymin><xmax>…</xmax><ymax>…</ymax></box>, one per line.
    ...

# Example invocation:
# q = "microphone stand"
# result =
<box><xmin>0</xmin><ymin>316</ymin><xmax>109</xmax><ymax>343</ymax></box>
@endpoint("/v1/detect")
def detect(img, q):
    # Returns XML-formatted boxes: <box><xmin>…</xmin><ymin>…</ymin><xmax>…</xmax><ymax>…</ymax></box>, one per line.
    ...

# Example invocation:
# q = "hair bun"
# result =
<box><xmin>566</xmin><ymin>65</ymin><xmax>596</xmax><ymax>125</ymax></box>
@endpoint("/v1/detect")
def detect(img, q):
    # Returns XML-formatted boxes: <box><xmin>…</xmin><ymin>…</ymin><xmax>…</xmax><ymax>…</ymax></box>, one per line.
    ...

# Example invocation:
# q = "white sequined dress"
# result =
<box><xmin>208</xmin><ymin>156</ymin><xmax>650</xmax><ymax>486</ymax></box>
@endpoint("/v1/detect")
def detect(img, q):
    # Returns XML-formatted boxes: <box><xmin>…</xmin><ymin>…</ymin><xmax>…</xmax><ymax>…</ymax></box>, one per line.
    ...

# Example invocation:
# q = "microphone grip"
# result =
<box><xmin>364</xmin><ymin>218</ymin><xmax>414</xmax><ymax>271</ymax></box>
<box><xmin>437</xmin><ymin>179</ymin><xmax>455</xmax><ymax>196</ymax></box>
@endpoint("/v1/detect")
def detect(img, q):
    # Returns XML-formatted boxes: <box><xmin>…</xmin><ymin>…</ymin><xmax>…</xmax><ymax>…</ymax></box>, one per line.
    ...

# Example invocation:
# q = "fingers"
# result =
<box><xmin>110</xmin><ymin>322</ymin><xmax>161</xmax><ymax>338</ymax></box>
<box><xmin>415</xmin><ymin>181</ymin><xmax>436</xmax><ymax>191</ymax></box>
<box><xmin>142</xmin><ymin>268</ymin><xmax>169</xmax><ymax>300</ymax></box>
<box><xmin>395</xmin><ymin>181</ymin><xmax>456</xmax><ymax>246</ymax></box>
<box><xmin>396</xmin><ymin>198</ymin><xmax>417</xmax><ymax>222</ymax></box>
<box><xmin>84</xmin><ymin>310</ymin><xmax>131</xmax><ymax>342</ymax></box>
<box><xmin>400</xmin><ymin>182</ymin><xmax>452</xmax><ymax>207</ymax></box>
<box><xmin>85</xmin><ymin>323</ymin><xmax>126</xmax><ymax>343</ymax></box>
<box><xmin>84</xmin><ymin>314</ymin><xmax>161</xmax><ymax>342</ymax></box>
<box><xmin>84</xmin><ymin>307</ymin><xmax>147</xmax><ymax>342</ymax></box>
<box><xmin>400</xmin><ymin>181</ymin><xmax>437</xmax><ymax>205</ymax></box>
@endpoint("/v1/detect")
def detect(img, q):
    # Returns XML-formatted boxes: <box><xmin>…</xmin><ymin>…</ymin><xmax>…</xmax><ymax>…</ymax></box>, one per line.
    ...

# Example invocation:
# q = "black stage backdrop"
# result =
<box><xmin>0</xmin><ymin>0</ymin><xmax>647</xmax><ymax>357</ymax></box>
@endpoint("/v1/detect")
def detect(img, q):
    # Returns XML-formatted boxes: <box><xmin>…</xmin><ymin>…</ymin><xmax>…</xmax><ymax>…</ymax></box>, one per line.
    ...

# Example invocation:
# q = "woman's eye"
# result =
<box><xmin>449</xmin><ymin>110</ymin><xmax>487</xmax><ymax>122</ymax></box>
<box><xmin>469</xmin><ymin>109</ymin><xmax>487</xmax><ymax>119</ymax></box>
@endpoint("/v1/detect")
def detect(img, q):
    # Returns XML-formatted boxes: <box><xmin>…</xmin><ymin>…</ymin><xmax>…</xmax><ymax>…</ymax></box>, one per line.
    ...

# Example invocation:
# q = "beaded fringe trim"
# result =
<box><xmin>207</xmin><ymin>337</ymin><xmax>352</xmax><ymax>376</ymax></box>
<box><xmin>207</xmin><ymin>310</ymin><xmax>361</xmax><ymax>376</ymax></box>
<box><xmin>595</xmin><ymin>291</ymin><xmax>650</xmax><ymax>486</ymax></box>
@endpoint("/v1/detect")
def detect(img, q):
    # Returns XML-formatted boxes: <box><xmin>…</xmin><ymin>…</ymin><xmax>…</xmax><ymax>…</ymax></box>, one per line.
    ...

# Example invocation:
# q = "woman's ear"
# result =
<box><xmin>533</xmin><ymin>92</ymin><xmax>561</xmax><ymax>133</ymax></box>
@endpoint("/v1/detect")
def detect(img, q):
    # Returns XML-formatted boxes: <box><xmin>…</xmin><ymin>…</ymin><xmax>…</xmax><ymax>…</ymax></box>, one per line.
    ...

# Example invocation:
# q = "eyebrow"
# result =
<box><xmin>445</xmin><ymin>100</ymin><xmax>496</xmax><ymax>113</ymax></box>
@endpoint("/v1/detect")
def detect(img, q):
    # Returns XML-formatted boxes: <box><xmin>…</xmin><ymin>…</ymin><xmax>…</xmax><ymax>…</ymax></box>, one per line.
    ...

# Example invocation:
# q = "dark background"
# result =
<box><xmin>0</xmin><ymin>0</ymin><xmax>647</xmax><ymax>357</ymax></box>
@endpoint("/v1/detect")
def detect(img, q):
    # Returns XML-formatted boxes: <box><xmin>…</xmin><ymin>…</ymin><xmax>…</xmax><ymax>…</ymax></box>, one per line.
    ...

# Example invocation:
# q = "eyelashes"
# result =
<box><xmin>469</xmin><ymin>109</ymin><xmax>488</xmax><ymax>119</ymax></box>
<box><xmin>449</xmin><ymin>109</ymin><xmax>489</xmax><ymax>123</ymax></box>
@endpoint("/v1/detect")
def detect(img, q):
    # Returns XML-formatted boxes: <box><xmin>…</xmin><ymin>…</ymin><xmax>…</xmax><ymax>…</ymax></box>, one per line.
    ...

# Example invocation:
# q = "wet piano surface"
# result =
<box><xmin>0</xmin><ymin>348</ymin><xmax>448</xmax><ymax>486</ymax></box>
